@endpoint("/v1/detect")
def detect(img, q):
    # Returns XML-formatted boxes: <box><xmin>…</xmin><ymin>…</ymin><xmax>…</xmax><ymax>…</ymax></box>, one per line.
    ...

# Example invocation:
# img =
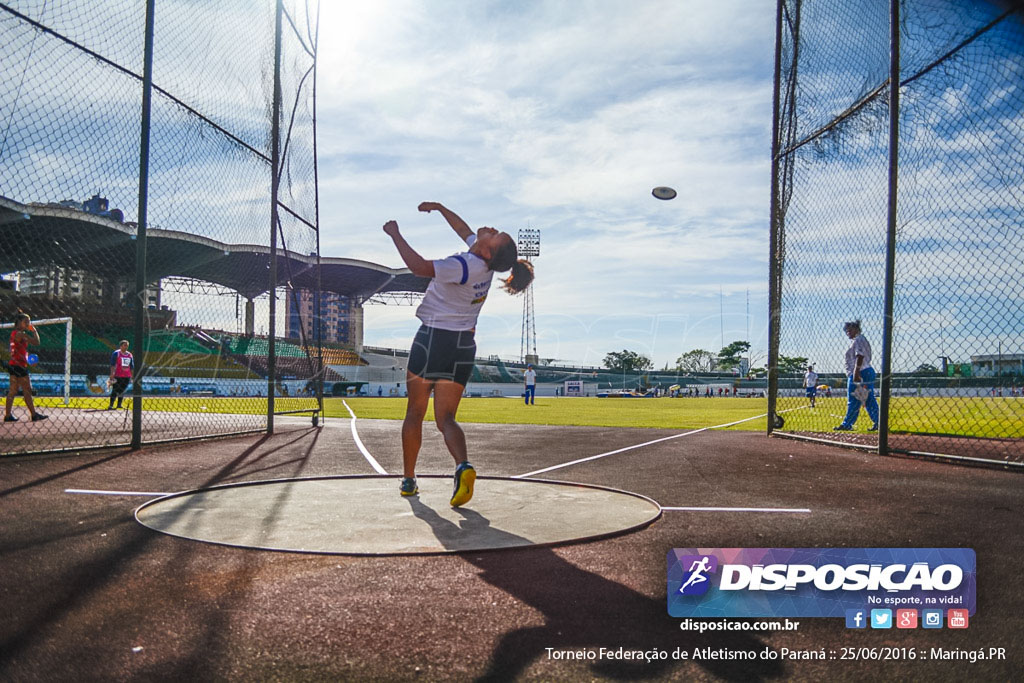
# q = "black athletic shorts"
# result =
<box><xmin>8</xmin><ymin>365</ymin><xmax>28</xmax><ymax>379</ymax></box>
<box><xmin>407</xmin><ymin>325</ymin><xmax>476</xmax><ymax>386</ymax></box>
<box><xmin>111</xmin><ymin>376</ymin><xmax>131</xmax><ymax>393</ymax></box>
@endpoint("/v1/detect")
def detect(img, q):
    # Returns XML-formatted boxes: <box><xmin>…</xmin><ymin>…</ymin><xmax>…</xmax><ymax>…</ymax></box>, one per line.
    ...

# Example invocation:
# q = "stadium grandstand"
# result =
<box><xmin>352</xmin><ymin>346</ymin><xmax>769</xmax><ymax>399</ymax></box>
<box><xmin>1</xmin><ymin>292</ymin><xmax>397</xmax><ymax>399</ymax></box>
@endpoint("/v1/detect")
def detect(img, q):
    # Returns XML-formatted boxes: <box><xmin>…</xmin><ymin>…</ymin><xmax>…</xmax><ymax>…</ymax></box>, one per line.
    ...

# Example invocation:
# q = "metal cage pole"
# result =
<box><xmin>312</xmin><ymin>0</ymin><xmax>324</xmax><ymax>425</ymax></box>
<box><xmin>63</xmin><ymin>318</ymin><xmax>72</xmax><ymax>406</ymax></box>
<box><xmin>878</xmin><ymin>0</ymin><xmax>902</xmax><ymax>455</ymax></box>
<box><xmin>766</xmin><ymin>0</ymin><xmax>786</xmax><ymax>434</ymax></box>
<box><xmin>267</xmin><ymin>0</ymin><xmax>283</xmax><ymax>433</ymax></box>
<box><xmin>131</xmin><ymin>0</ymin><xmax>156</xmax><ymax>450</ymax></box>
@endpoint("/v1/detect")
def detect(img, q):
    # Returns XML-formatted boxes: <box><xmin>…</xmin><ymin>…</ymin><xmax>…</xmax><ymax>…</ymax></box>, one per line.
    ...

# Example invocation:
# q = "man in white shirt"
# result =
<box><xmin>803</xmin><ymin>365</ymin><xmax>818</xmax><ymax>408</ymax></box>
<box><xmin>834</xmin><ymin>320</ymin><xmax>879</xmax><ymax>431</ymax></box>
<box><xmin>523</xmin><ymin>364</ymin><xmax>537</xmax><ymax>405</ymax></box>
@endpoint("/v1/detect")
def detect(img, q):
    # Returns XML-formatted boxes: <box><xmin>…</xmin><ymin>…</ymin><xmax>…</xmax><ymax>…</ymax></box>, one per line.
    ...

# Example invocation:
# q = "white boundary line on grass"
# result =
<box><xmin>342</xmin><ymin>400</ymin><xmax>388</xmax><ymax>475</ymax></box>
<box><xmin>513</xmin><ymin>407</ymin><xmax>805</xmax><ymax>479</ymax></box>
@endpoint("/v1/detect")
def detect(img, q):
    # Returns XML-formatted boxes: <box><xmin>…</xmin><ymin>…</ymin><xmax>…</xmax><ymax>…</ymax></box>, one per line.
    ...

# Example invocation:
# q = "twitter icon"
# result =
<box><xmin>870</xmin><ymin>609</ymin><xmax>893</xmax><ymax>629</ymax></box>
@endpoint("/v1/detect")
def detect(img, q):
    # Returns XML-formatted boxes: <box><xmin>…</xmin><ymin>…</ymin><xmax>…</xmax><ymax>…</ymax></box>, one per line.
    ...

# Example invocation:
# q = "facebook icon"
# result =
<box><xmin>845</xmin><ymin>609</ymin><xmax>867</xmax><ymax>629</ymax></box>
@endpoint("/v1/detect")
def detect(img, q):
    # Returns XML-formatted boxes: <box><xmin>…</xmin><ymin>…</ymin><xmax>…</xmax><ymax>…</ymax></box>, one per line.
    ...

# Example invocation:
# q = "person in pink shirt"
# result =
<box><xmin>108</xmin><ymin>339</ymin><xmax>135</xmax><ymax>410</ymax></box>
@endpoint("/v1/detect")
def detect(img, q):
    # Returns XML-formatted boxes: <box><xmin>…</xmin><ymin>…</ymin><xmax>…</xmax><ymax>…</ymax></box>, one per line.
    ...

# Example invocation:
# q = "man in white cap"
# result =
<box><xmin>523</xmin><ymin>363</ymin><xmax>537</xmax><ymax>405</ymax></box>
<box><xmin>803</xmin><ymin>364</ymin><xmax>818</xmax><ymax>408</ymax></box>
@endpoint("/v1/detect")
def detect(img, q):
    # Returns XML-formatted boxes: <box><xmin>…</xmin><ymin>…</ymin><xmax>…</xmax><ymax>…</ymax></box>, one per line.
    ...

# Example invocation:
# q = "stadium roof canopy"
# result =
<box><xmin>0</xmin><ymin>196</ymin><xmax>428</xmax><ymax>301</ymax></box>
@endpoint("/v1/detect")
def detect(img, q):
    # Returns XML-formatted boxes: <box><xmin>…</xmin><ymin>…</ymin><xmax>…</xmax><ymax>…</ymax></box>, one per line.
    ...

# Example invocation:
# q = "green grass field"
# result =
<box><xmin>33</xmin><ymin>395</ymin><xmax>770</xmax><ymax>430</ymax></box>
<box><xmin>776</xmin><ymin>396</ymin><xmax>1024</xmax><ymax>438</ymax></box>
<box><xmin>340</xmin><ymin>397</ymin><xmax>771</xmax><ymax>431</ymax></box>
<box><xmin>33</xmin><ymin>396</ymin><xmax>319</xmax><ymax>416</ymax></box>
<box><xmin>32</xmin><ymin>395</ymin><xmax>1023</xmax><ymax>438</ymax></box>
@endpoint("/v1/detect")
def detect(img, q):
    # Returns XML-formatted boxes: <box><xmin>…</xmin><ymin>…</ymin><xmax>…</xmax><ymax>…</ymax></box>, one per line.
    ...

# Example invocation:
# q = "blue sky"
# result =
<box><xmin>314</xmin><ymin>0</ymin><xmax>777</xmax><ymax>369</ymax></box>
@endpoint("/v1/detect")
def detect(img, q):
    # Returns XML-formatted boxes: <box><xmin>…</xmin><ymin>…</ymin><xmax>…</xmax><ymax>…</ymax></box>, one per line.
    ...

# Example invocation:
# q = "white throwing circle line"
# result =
<box><xmin>342</xmin><ymin>400</ymin><xmax>388</xmax><ymax>474</ymax></box>
<box><xmin>660</xmin><ymin>506</ymin><xmax>811</xmax><ymax>513</ymax></box>
<box><xmin>65</xmin><ymin>488</ymin><xmax>171</xmax><ymax>496</ymax></box>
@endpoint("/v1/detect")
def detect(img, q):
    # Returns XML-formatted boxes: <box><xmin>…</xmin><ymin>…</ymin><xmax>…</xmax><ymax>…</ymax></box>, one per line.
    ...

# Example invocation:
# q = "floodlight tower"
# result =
<box><xmin>517</xmin><ymin>228</ymin><xmax>540</xmax><ymax>365</ymax></box>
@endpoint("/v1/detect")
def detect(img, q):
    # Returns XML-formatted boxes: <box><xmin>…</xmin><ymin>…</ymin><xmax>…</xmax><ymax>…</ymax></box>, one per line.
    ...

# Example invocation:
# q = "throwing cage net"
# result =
<box><xmin>768</xmin><ymin>0</ymin><xmax>1024</xmax><ymax>467</ymax></box>
<box><xmin>1</xmin><ymin>0</ymin><xmax>322</xmax><ymax>455</ymax></box>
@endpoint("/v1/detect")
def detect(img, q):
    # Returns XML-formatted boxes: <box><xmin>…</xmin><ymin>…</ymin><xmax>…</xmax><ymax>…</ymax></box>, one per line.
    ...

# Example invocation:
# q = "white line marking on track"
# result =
<box><xmin>660</xmin><ymin>506</ymin><xmax>811</xmax><ymax>513</ymax></box>
<box><xmin>342</xmin><ymin>400</ymin><xmax>388</xmax><ymax>475</ymax></box>
<box><xmin>65</xmin><ymin>489</ymin><xmax>171</xmax><ymax>496</ymax></box>
<box><xmin>513</xmin><ymin>428</ymin><xmax>707</xmax><ymax>478</ymax></box>
<box><xmin>513</xmin><ymin>408</ymin><xmax>803</xmax><ymax>479</ymax></box>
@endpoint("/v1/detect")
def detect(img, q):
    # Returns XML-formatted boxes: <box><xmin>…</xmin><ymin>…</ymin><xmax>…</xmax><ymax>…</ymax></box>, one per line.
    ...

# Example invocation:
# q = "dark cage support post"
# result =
<box><xmin>765</xmin><ymin>0</ymin><xmax>786</xmax><ymax>436</ymax></box>
<box><xmin>877</xmin><ymin>0</ymin><xmax>901</xmax><ymax>456</ymax></box>
<box><xmin>313</xmin><ymin>0</ymin><xmax>324</xmax><ymax>426</ymax></box>
<box><xmin>267</xmin><ymin>0</ymin><xmax>284</xmax><ymax>433</ymax></box>
<box><xmin>131</xmin><ymin>0</ymin><xmax>156</xmax><ymax>450</ymax></box>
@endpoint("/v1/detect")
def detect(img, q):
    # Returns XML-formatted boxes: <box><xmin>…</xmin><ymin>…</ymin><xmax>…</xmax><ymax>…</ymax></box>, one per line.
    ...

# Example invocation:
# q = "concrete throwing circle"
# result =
<box><xmin>135</xmin><ymin>475</ymin><xmax>662</xmax><ymax>555</ymax></box>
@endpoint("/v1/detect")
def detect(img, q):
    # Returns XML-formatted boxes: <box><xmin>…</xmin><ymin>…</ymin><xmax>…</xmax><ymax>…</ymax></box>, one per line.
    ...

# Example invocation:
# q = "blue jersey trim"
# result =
<box><xmin>453</xmin><ymin>255</ymin><xmax>469</xmax><ymax>284</ymax></box>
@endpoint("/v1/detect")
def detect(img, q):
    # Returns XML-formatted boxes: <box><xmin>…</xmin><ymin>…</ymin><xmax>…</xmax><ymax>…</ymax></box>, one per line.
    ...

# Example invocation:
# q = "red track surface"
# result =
<box><xmin>1</xmin><ymin>418</ymin><xmax>1021</xmax><ymax>680</ymax></box>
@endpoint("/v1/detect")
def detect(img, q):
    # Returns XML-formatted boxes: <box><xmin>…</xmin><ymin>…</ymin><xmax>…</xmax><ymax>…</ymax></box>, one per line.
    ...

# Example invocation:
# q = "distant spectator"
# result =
<box><xmin>523</xmin><ymin>364</ymin><xmax>537</xmax><ymax>405</ymax></box>
<box><xmin>834</xmin><ymin>320</ymin><xmax>879</xmax><ymax>432</ymax></box>
<box><xmin>803</xmin><ymin>365</ymin><xmax>818</xmax><ymax>408</ymax></box>
<box><xmin>108</xmin><ymin>340</ymin><xmax>135</xmax><ymax>410</ymax></box>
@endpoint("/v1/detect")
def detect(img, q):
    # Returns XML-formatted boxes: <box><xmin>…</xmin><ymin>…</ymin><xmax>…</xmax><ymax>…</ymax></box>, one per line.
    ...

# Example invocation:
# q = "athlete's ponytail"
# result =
<box><xmin>487</xmin><ymin>238</ymin><xmax>535</xmax><ymax>294</ymax></box>
<box><xmin>501</xmin><ymin>259</ymin><xmax>534</xmax><ymax>294</ymax></box>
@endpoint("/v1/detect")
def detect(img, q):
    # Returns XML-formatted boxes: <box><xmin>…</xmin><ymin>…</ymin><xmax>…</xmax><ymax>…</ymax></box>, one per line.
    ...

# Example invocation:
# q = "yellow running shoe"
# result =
<box><xmin>449</xmin><ymin>462</ymin><xmax>476</xmax><ymax>507</ymax></box>
<box><xmin>400</xmin><ymin>477</ymin><xmax>418</xmax><ymax>496</ymax></box>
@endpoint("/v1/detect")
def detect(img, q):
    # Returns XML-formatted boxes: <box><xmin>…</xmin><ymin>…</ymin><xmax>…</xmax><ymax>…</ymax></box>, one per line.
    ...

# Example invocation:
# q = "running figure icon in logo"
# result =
<box><xmin>678</xmin><ymin>555</ymin><xmax>719</xmax><ymax>596</ymax></box>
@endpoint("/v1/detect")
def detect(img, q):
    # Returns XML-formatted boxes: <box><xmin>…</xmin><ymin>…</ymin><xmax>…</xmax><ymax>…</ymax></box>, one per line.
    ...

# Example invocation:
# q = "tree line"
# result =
<box><xmin>603</xmin><ymin>342</ymin><xmax>809</xmax><ymax>376</ymax></box>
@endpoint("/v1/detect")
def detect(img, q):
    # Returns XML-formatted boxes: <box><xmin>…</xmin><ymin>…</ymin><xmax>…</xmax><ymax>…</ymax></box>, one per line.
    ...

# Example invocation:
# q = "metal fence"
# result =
<box><xmin>1</xmin><ymin>0</ymin><xmax>322</xmax><ymax>455</ymax></box>
<box><xmin>768</xmin><ymin>0</ymin><xmax>1024</xmax><ymax>468</ymax></box>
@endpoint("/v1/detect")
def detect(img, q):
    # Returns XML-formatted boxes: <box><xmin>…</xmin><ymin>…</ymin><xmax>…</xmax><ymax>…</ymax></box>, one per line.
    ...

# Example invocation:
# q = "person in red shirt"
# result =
<box><xmin>4</xmin><ymin>312</ymin><xmax>48</xmax><ymax>423</ymax></box>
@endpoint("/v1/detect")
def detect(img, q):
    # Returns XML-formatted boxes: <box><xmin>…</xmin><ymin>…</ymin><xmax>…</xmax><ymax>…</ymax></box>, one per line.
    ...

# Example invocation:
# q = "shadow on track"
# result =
<box><xmin>407</xmin><ymin>497</ymin><xmax>784</xmax><ymax>682</ymax></box>
<box><xmin>0</xmin><ymin>427</ymin><xmax>323</xmax><ymax>679</ymax></box>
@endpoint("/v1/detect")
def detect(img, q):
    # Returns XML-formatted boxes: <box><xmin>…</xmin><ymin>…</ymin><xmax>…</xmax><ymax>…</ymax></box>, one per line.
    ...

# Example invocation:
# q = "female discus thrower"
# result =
<box><xmin>384</xmin><ymin>202</ymin><xmax>533</xmax><ymax>506</ymax></box>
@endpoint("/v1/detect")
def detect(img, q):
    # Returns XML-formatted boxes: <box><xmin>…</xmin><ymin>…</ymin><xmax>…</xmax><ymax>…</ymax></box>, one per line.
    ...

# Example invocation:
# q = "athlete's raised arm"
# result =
<box><xmin>383</xmin><ymin>220</ymin><xmax>435</xmax><ymax>278</ymax></box>
<box><xmin>418</xmin><ymin>202</ymin><xmax>473</xmax><ymax>242</ymax></box>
